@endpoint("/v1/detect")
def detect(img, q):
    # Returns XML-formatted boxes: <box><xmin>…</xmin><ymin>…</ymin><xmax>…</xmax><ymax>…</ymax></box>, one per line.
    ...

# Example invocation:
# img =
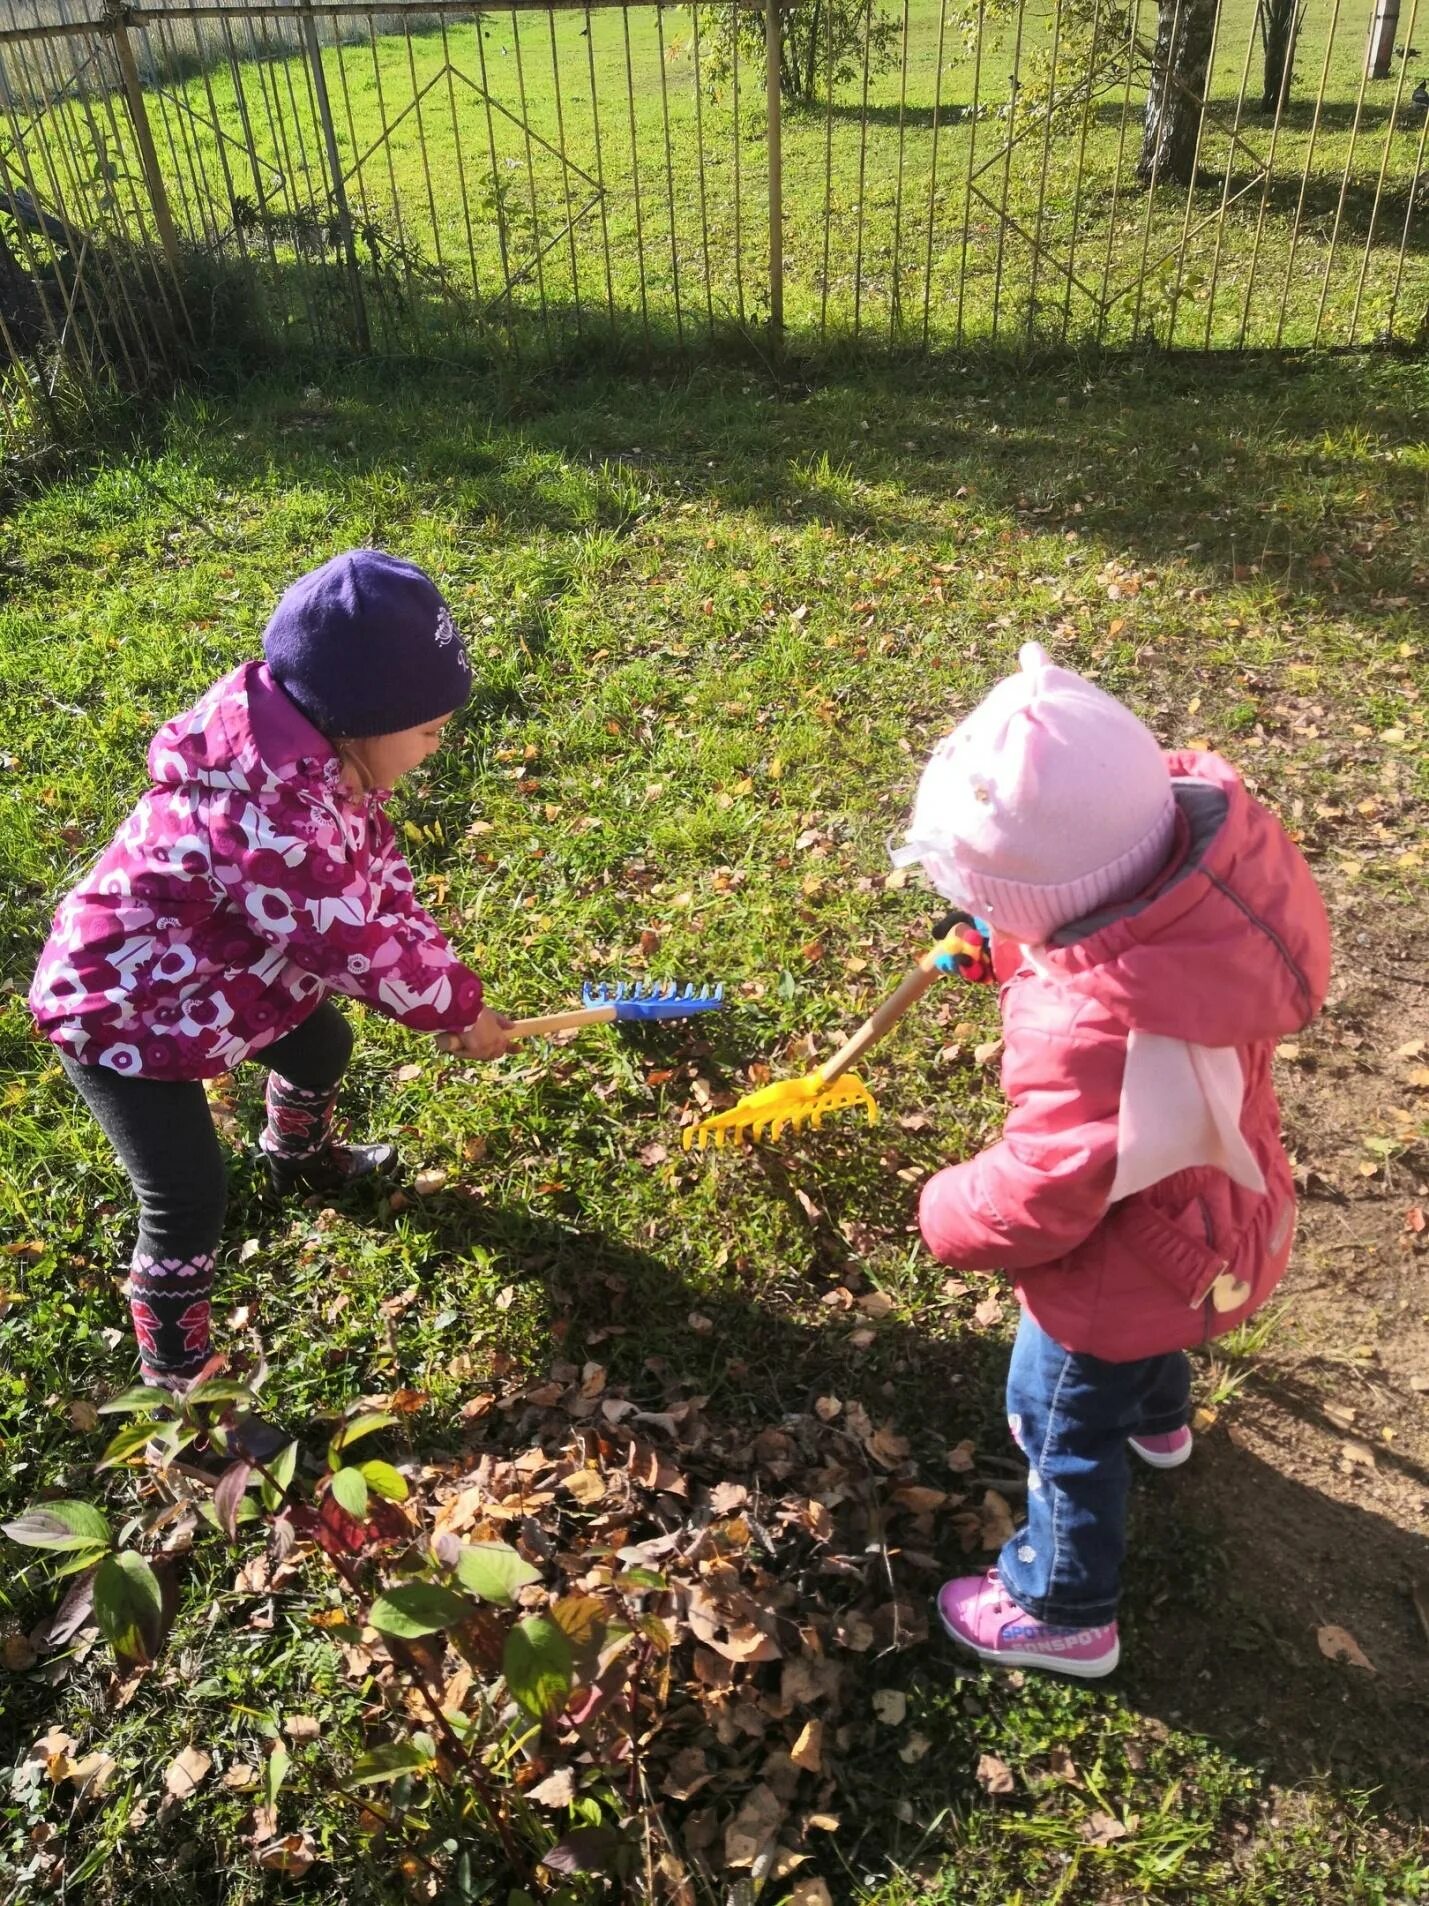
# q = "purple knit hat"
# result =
<box><xmin>262</xmin><ymin>549</ymin><xmax>472</xmax><ymax>739</ymax></box>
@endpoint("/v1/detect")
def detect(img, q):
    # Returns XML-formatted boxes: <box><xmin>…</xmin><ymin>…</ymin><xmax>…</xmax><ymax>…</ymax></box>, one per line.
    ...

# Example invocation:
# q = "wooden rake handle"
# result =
<box><xmin>818</xmin><ymin>931</ymin><xmax>979</xmax><ymax>1086</ymax></box>
<box><xmin>436</xmin><ymin>1005</ymin><xmax>616</xmax><ymax>1053</ymax></box>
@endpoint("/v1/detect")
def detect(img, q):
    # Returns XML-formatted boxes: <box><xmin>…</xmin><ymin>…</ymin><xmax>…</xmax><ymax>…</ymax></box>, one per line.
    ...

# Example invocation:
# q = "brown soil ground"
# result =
<box><xmin>1124</xmin><ymin>885</ymin><xmax>1429</xmax><ymax>1822</ymax></box>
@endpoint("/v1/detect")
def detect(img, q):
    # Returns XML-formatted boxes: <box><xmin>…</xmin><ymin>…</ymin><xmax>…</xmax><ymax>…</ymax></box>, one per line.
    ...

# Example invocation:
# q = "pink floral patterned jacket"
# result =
<box><xmin>29</xmin><ymin>661</ymin><xmax>483</xmax><ymax>1079</ymax></box>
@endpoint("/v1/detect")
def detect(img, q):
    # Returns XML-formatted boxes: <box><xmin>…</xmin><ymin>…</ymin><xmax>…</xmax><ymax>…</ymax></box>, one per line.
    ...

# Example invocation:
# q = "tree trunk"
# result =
<box><xmin>1138</xmin><ymin>0</ymin><xmax>1220</xmax><ymax>185</ymax></box>
<box><xmin>1259</xmin><ymin>0</ymin><xmax>1297</xmax><ymax>112</ymax></box>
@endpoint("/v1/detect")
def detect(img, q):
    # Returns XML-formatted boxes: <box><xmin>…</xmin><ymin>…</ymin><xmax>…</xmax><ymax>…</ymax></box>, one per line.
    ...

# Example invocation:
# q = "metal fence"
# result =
<box><xmin>0</xmin><ymin>0</ymin><xmax>1424</xmax><ymax>415</ymax></box>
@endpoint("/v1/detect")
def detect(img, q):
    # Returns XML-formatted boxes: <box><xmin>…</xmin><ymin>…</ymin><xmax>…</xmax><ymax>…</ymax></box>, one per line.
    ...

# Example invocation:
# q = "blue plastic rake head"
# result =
<box><xmin>582</xmin><ymin>979</ymin><xmax>726</xmax><ymax>1023</ymax></box>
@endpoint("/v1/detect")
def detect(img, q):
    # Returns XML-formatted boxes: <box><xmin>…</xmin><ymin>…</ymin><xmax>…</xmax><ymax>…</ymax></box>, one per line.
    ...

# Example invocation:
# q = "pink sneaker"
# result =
<box><xmin>1128</xmin><ymin>1426</ymin><xmax>1193</xmax><ymax>1469</ymax></box>
<box><xmin>937</xmin><ymin>1571</ymin><xmax>1120</xmax><ymax>1678</ymax></box>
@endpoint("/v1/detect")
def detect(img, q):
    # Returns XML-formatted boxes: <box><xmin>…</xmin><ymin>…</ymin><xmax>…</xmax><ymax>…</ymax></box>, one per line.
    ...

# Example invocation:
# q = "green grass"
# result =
<box><xmin>0</xmin><ymin>346</ymin><xmax>1427</xmax><ymax>1902</ymax></box>
<box><xmin>10</xmin><ymin>0</ymin><xmax>1429</xmax><ymax>367</ymax></box>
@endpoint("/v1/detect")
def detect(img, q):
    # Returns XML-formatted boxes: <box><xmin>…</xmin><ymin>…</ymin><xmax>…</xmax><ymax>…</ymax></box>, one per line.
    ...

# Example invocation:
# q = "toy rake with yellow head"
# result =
<box><xmin>683</xmin><ymin>914</ymin><xmax>992</xmax><ymax>1150</ymax></box>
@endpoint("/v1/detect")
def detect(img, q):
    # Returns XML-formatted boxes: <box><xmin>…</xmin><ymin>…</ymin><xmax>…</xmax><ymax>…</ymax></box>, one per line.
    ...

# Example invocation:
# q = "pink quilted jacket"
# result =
<box><xmin>920</xmin><ymin>751</ymin><xmax>1331</xmax><ymax>1361</ymax></box>
<box><xmin>29</xmin><ymin>661</ymin><xmax>483</xmax><ymax>1079</ymax></box>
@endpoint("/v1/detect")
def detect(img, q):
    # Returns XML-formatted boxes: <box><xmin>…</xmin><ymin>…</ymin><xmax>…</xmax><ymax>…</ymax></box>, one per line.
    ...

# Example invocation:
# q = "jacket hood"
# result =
<box><xmin>148</xmin><ymin>661</ymin><xmax>339</xmax><ymax>798</ymax></box>
<box><xmin>1040</xmin><ymin>750</ymin><xmax>1331</xmax><ymax>1046</ymax></box>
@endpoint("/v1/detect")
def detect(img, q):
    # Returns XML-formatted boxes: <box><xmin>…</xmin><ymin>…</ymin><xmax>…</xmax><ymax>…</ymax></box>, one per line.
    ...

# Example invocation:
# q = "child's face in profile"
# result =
<box><xmin>339</xmin><ymin>716</ymin><xmax>450</xmax><ymax>794</ymax></box>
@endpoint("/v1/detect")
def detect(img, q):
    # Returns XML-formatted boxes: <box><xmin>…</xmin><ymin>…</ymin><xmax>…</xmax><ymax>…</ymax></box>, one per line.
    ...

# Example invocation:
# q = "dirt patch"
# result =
<box><xmin>1125</xmin><ymin>892</ymin><xmax>1429</xmax><ymax>1820</ymax></box>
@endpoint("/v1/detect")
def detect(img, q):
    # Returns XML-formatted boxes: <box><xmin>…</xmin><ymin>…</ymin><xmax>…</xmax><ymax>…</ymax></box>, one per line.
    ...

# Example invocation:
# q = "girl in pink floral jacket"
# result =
<box><xmin>30</xmin><ymin>550</ymin><xmax>511</xmax><ymax>1391</ymax></box>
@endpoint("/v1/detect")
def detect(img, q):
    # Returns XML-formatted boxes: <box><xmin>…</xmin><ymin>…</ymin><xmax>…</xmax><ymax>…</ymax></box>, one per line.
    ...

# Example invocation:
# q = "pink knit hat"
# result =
<box><xmin>892</xmin><ymin>643</ymin><xmax>1176</xmax><ymax>944</ymax></box>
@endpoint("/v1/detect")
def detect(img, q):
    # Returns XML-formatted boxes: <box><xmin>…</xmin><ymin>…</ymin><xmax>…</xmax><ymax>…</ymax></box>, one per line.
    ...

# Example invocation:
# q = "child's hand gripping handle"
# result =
<box><xmin>817</xmin><ymin>916</ymin><xmax>991</xmax><ymax>1088</ymax></box>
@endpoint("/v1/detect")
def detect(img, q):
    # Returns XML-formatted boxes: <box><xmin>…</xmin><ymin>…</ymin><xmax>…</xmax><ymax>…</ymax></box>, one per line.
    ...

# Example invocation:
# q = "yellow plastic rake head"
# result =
<box><xmin>682</xmin><ymin>1068</ymin><xmax>879</xmax><ymax>1150</ymax></box>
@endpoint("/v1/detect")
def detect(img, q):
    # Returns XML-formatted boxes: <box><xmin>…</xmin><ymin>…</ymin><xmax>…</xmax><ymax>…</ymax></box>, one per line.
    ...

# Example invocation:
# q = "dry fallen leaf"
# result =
<box><xmin>790</xmin><ymin>1880</ymin><xmax>834</xmax><ymax>1906</ymax></box>
<box><xmin>975</xmin><ymin>1752</ymin><xmax>1015</xmax><ymax>1795</ymax></box>
<box><xmin>528</xmin><ymin>1766</ymin><xmax>577</xmax><ymax>1808</ymax></box>
<box><xmin>223</xmin><ymin>1763</ymin><xmax>260</xmax><ymax>1792</ymax></box>
<box><xmin>979</xmin><ymin>1489</ymin><xmax>1017</xmax><ymax>1550</ymax></box>
<box><xmin>283</xmin><ymin>1716</ymin><xmax>322</xmax><ymax>1745</ymax></box>
<box><xmin>973</xmin><ymin>1295</ymin><xmax>1004</xmax><ymax>1330</ymax></box>
<box><xmin>63</xmin><ymin>1751</ymin><xmax>117</xmax><ymax>1800</ymax></box>
<box><xmin>1083</xmin><ymin>1810</ymin><xmax>1129</xmax><ymax>1846</ymax></box>
<box><xmin>871</xmin><ymin>1688</ymin><xmax>907</xmax><ymax>1727</ymax></box>
<box><xmin>560</xmin><ymin>1468</ymin><xmax>607</xmax><ymax>1507</ymax></box>
<box><xmin>790</xmin><ymin>1719</ymin><xmax>823</xmax><ymax>1773</ymax></box>
<box><xmin>165</xmin><ymin>1746</ymin><xmax>212</xmax><ymax>1799</ymax></box>
<box><xmin>412</xmin><ymin>1168</ymin><xmax>448</xmax><ymax>1196</ymax></box>
<box><xmin>254</xmin><ymin>1830</ymin><xmax>317</xmax><ymax>1875</ymax></box>
<box><xmin>394</xmin><ymin>1063</ymin><xmax>422</xmax><ymax>1084</ymax></box>
<box><xmin>67</xmin><ymin>1399</ymin><xmax>100</xmax><ymax>1433</ymax></box>
<box><xmin>724</xmin><ymin>1782</ymin><xmax>785</xmax><ymax>1869</ymax></box>
<box><xmin>946</xmin><ymin>1439</ymin><xmax>976</xmax><ymax>1473</ymax></box>
<box><xmin>899</xmin><ymin>1730</ymin><xmax>932</xmax><ymax>1765</ymax></box>
<box><xmin>1316</xmin><ymin>1624</ymin><xmax>1375</xmax><ymax>1671</ymax></box>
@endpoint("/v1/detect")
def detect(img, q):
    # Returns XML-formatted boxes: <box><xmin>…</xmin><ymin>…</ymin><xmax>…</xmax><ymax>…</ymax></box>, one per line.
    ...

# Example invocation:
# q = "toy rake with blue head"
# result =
<box><xmin>438</xmin><ymin>979</ymin><xmax>725</xmax><ymax>1052</ymax></box>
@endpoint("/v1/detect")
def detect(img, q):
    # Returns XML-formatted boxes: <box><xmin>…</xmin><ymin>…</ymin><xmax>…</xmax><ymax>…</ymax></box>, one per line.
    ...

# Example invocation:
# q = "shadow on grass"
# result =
<box><xmin>171</xmin><ymin>344</ymin><xmax>1428</xmax><ymax>616</ymax></box>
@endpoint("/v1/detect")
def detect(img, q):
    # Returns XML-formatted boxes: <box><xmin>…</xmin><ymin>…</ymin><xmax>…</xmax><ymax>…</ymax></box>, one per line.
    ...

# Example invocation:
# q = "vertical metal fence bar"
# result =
<box><xmin>889</xmin><ymin>0</ymin><xmax>911</xmax><ymax>342</ymax></box>
<box><xmin>508</xmin><ymin>7</ymin><xmax>551</xmax><ymax>334</ymax></box>
<box><xmin>330</xmin><ymin>16</ymin><xmax>389</xmax><ymax>344</ymax></box>
<box><xmin>400</xmin><ymin>7</ymin><xmax>452</xmax><ymax>328</ymax></box>
<box><xmin>730</xmin><ymin>0</ymin><xmax>744</xmax><ymax>324</ymax></box>
<box><xmin>217</xmin><ymin>10</ymin><xmax>299</xmax><ymax>336</ymax></box>
<box><xmin>1061</xmin><ymin>0</ymin><xmax>1104</xmax><ymax>339</ymax></box>
<box><xmin>1311</xmin><ymin>7</ymin><xmax>1375</xmax><ymax>344</ymax></box>
<box><xmin>1272</xmin><ymin>0</ymin><xmax>1344</xmax><ymax>346</ymax></box>
<box><xmin>1095</xmin><ymin>0</ymin><xmax>1142</xmax><ymax>341</ymax></box>
<box><xmin>1197</xmin><ymin>0</ymin><xmax>1257</xmax><ymax>346</ymax></box>
<box><xmin>1385</xmin><ymin>91</ymin><xmax>1429</xmax><ymax>336</ymax></box>
<box><xmin>581</xmin><ymin>4</ymin><xmax>617</xmax><ymax>332</ymax></box>
<box><xmin>303</xmin><ymin>0</ymin><xmax>369</xmax><ymax>347</ymax></box>
<box><xmin>690</xmin><ymin>1</ymin><xmax>714</xmax><ymax>334</ymax></box>
<box><xmin>82</xmin><ymin>24</ymin><xmax>185</xmax><ymax>361</ymax></box>
<box><xmin>1347</xmin><ymin>0</ymin><xmax>1420</xmax><ymax>343</ymax></box>
<box><xmin>1164</xmin><ymin>0</ymin><xmax>1229</xmax><ymax>344</ymax></box>
<box><xmin>365</xmin><ymin>11</ymin><xmax>413</xmax><ymax>277</ymax></box>
<box><xmin>270</xmin><ymin>5</ymin><xmax>340</xmax><ymax>348</ymax></box>
<box><xmin>0</xmin><ymin>41</ymin><xmax>96</xmax><ymax>387</ymax></box>
<box><xmin>1128</xmin><ymin>0</ymin><xmax>1189</xmax><ymax>341</ymax></box>
<box><xmin>820</xmin><ymin>0</ymin><xmax>834</xmax><ymax>341</ymax></box>
<box><xmin>545</xmin><ymin>9</ymin><xmax>583</xmax><ymax>332</ymax></box>
<box><xmin>438</xmin><ymin>11</ymin><xmax>485</xmax><ymax>309</ymax></box>
<box><xmin>765</xmin><ymin>0</ymin><xmax>781</xmax><ymax>334</ymax></box>
<box><xmin>147</xmin><ymin>10</ymin><xmax>217</xmax><ymax>247</ymax></box>
<box><xmin>474</xmin><ymin>15</ymin><xmax>520</xmax><ymax>353</ymax></box>
<box><xmin>956</xmin><ymin>0</ymin><xmax>986</xmax><ymax>345</ymax></box>
<box><xmin>0</xmin><ymin>7</ymin><xmax>114</xmax><ymax>382</ymax></box>
<box><xmin>109</xmin><ymin>7</ymin><xmax>182</xmax><ymax>273</ymax></box>
<box><xmin>920</xmin><ymin>0</ymin><xmax>949</xmax><ymax>350</ymax></box>
<box><xmin>851</xmin><ymin>0</ymin><xmax>873</xmax><ymax>338</ymax></box>
<box><xmin>43</xmin><ymin>14</ymin><xmax>156</xmax><ymax>377</ymax></box>
<box><xmin>249</xmin><ymin>7</ymin><xmax>329</xmax><ymax>345</ymax></box>
<box><xmin>188</xmin><ymin>10</ymin><xmax>251</xmax><ymax>262</ymax></box>
<box><xmin>655</xmin><ymin>0</ymin><xmax>684</xmax><ymax>343</ymax></box>
<box><xmin>1235</xmin><ymin>0</ymin><xmax>1303</xmax><ymax>348</ymax></box>
<box><xmin>990</xmin><ymin>0</ymin><xmax>1029</xmax><ymax>341</ymax></box>
<box><xmin>1026</xmin><ymin>0</ymin><xmax>1067</xmax><ymax>341</ymax></box>
<box><xmin>620</xmin><ymin>3</ymin><xmax>651</xmax><ymax>344</ymax></box>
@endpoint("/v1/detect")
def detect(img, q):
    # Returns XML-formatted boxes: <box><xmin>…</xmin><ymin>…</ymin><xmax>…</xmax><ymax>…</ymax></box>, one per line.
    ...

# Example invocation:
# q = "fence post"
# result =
<box><xmin>765</xmin><ymin>0</ymin><xmax>783</xmax><ymax>336</ymax></box>
<box><xmin>300</xmin><ymin>0</ymin><xmax>370</xmax><ymax>351</ymax></box>
<box><xmin>106</xmin><ymin>3</ymin><xmax>181</xmax><ymax>278</ymax></box>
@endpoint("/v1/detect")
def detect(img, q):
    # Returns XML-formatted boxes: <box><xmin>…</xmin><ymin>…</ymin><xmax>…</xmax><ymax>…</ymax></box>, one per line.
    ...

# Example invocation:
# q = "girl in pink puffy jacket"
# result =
<box><xmin>892</xmin><ymin>644</ymin><xmax>1330</xmax><ymax>1677</ymax></box>
<box><xmin>30</xmin><ymin>550</ymin><xmax>513</xmax><ymax>1394</ymax></box>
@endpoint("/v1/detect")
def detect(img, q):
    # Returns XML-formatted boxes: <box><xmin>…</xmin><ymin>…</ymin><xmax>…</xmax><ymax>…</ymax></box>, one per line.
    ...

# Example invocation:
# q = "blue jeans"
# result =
<box><xmin>998</xmin><ymin>1311</ymin><xmax>1191</xmax><ymax>1628</ymax></box>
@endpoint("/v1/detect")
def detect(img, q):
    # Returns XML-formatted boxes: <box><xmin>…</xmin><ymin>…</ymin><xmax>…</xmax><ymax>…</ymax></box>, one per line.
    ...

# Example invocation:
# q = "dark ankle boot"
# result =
<box><xmin>264</xmin><ymin>1141</ymin><xmax>397</xmax><ymax>1199</ymax></box>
